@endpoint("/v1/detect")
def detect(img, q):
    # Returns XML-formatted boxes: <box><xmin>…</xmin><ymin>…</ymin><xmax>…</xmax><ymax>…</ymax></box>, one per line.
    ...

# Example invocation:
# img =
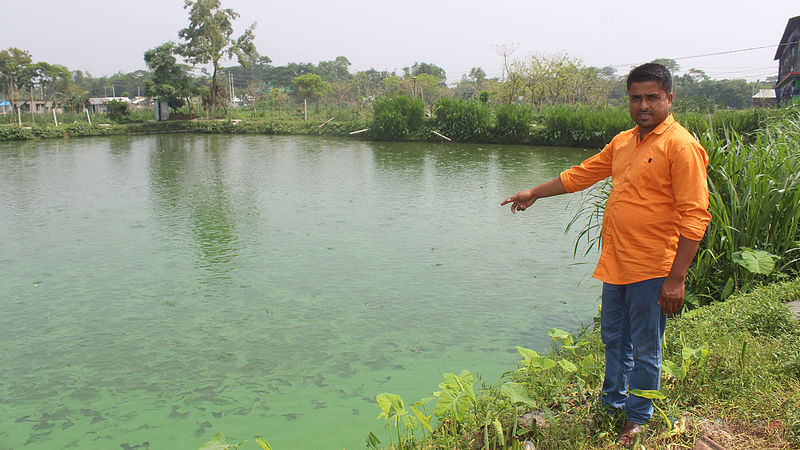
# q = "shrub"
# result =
<box><xmin>106</xmin><ymin>100</ymin><xmax>131</xmax><ymax>122</ymax></box>
<box><xmin>0</xmin><ymin>126</ymin><xmax>34</xmax><ymax>140</ymax></box>
<box><xmin>535</xmin><ymin>104</ymin><xmax>632</xmax><ymax>148</ymax></box>
<box><xmin>434</xmin><ymin>97</ymin><xmax>491</xmax><ymax>142</ymax></box>
<box><xmin>370</xmin><ymin>96</ymin><xmax>425</xmax><ymax>140</ymax></box>
<box><xmin>494</xmin><ymin>103</ymin><xmax>532</xmax><ymax>143</ymax></box>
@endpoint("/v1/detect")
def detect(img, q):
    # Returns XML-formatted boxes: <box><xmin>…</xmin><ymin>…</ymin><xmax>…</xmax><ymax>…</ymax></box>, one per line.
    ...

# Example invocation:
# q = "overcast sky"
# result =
<box><xmin>3</xmin><ymin>1</ymin><xmax>798</xmax><ymax>83</ymax></box>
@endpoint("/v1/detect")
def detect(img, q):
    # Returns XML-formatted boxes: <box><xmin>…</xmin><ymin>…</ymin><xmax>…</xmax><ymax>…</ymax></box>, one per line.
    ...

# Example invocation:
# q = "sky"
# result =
<box><xmin>2</xmin><ymin>0</ymin><xmax>798</xmax><ymax>84</ymax></box>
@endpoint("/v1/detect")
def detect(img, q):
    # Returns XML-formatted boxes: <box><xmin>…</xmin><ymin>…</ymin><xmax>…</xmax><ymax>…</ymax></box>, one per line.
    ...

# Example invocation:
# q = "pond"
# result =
<box><xmin>0</xmin><ymin>134</ymin><xmax>600</xmax><ymax>449</ymax></box>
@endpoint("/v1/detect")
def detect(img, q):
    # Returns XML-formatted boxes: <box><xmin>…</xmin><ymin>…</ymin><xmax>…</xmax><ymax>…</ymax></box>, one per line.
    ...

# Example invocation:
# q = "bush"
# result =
<box><xmin>370</xmin><ymin>95</ymin><xmax>425</xmax><ymax>140</ymax></box>
<box><xmin>106</xmin><ymin>100</ymin><xmax>131</xmax><ymax>122</ymax></box>
<box><xmin>434</xmin><ymin>98</ymin><xmax>491</xmax><ymax>142</ymax></box>
<box><xmin>0</xmin><ymin>126</ymin><xmax>34</xmax><ymax>140</ymax></box>
<box><xmin>535</xmin><ymin>104</ymin><xmax>633</xmax><ymax>148</ymax></box>
<box><xmin>494</xmin><ymin>103</ymin><xmax>532</xmax><ymax>143</ymax></box>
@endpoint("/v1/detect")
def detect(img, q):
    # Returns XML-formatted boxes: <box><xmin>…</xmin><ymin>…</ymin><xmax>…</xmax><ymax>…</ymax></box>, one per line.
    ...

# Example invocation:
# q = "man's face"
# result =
<box><xmin>628</xmin><ymin>80</ymin><xmax>673</xmax><ymax>135</ymax></box>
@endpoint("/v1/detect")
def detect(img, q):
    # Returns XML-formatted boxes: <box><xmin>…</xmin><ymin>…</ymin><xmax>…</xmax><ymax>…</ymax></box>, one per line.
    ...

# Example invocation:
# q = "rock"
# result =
<box><xmin>694</xmin><ymin>434</ymin><xmax>726</xmax><ymax>450</ymax></box>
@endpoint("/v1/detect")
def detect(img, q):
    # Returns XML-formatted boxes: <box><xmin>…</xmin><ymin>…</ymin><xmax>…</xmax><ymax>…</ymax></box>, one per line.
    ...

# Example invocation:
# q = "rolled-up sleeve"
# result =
<box><xmin>560</xmin><ymin>143</ymin><xmax>614</xmax><ymax>193</ymax></box>
<box><xmin>672</xmin><ymin>142</ymin><xmax>712</xmax><ymax>241</ymax></box>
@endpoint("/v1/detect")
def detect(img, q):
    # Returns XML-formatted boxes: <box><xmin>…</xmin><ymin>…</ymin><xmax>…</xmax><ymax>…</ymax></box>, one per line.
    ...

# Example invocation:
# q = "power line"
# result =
<box><xmin>612</xmin><ymin>44</ymin><xmax>779</xmax><ymax>68</ymax></box>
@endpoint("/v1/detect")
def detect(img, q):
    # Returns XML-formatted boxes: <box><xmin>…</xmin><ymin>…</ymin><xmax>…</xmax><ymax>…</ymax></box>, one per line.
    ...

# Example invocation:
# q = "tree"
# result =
<box><xmin>316</xmin><ymin>56</ymin><xmax>352</xmax><ymax>82</ymax></box>
<box><xmin>0</xmin><ymin>47</ymin><xmax>32</xmax><ymax>117</ymax></box>
<box><xmin>413</xmin><ymin>73</ymin><xmax>445</xmax><ymax>104</ymax></box>
<box><xmin>292</xmin><ymin>73</ymin><xmax>329</xmax><ymax>117</ymax></box>
<box><xmin>21</xmin><ymin>61</ymin><xmax>70</xmax><ymax>102</ymax></box>
<box><xmin>55</xmin><ymin>72</ymin><xmax>90</xmax><ymax>113</ymax></box>
<box><xmin>380</xmin><ymin>75</ymin><xmax>408</xmax><ymax>96</ymax></box>
<box><xmin>650</xmin><ymin>58</ymin><xmax>680</xmax><ymax>75</ymax></box>
<box><xmin>455</xmin><ymin>67</ymin><xmax>487</xmax><ymax>99</ymax></box>
<box><xmin>177</xmin><ymin>0</ymin><xmax>257</xmax><ymax>118</ymax></box>
<box><xmin>404</xmin><ymin>62</ymin><xmax>446</xmax><ymax>83</ymax></box>
<box><xmin>144</xmin><ymin>42</ymin><xmax>197</xmax><ymax>114</ymax></box>
<box><xmin>264</xmin><ymin>86</ymin><xmax>289</xmax><ymax>117</ymax></box>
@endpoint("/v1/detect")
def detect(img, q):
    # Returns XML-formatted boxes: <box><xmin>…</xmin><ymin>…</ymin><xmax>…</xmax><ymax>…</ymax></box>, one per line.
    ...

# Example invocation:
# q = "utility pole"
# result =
<box><xmin>112</xmin><ymin>84</ymin><xmax>116</xmax><ymax>97</ymax></box>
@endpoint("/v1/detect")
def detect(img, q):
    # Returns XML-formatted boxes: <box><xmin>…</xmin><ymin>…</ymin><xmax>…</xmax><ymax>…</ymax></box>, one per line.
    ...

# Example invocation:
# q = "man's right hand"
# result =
<box><xmin>500</xmin><ymin>189</ymin><xmax>537</xmax><ymax>214</ymax></box>
<box><xmin>501</xmin><ymin>177</ymin><xmax>567</xmax><ymax>214</ymax></box>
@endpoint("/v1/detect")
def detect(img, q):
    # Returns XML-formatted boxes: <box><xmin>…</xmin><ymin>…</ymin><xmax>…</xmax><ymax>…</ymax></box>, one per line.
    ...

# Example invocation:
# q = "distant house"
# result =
<box><xmin>0</xmin><ymin>99</ymin><xmax>10</xmax><ymax>114</ymax></box>
<box><xmin>87</xmin><ymin>97</ymin><xmax>131</xmax><ymax>114</ymax></box>
<box><xmin>775</xmin><ymin>15</ymin><xmax>800</xmax><ymax>104</ymax></box>
<box><xmin>752</xmin><ymin>89</ymin><xmax>777</xmax><ymax>107</ymax></box>
<box><xmin>10</xmin><ymin>99</ymin><xmax>57</xmax><ymax>113</ymax></box>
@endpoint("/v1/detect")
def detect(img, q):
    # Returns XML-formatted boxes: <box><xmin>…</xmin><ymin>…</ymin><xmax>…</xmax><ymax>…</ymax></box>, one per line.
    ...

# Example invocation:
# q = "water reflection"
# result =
<box><xmin>148</xmin><ymin>135</ymin><xmax>240</xmax><ymax>279</ymax></box>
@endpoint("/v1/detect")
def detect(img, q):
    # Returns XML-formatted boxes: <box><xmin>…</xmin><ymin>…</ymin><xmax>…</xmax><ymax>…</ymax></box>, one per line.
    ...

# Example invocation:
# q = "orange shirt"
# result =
<box><xmin>559</xmin><ymin>114</ymin><xmax>711</xmax><ymax>285</ymax></box>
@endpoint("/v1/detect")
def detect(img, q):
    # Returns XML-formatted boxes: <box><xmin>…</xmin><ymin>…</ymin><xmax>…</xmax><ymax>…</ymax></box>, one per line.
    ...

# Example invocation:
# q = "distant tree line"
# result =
<box><xmin>0</xmin><ymin>0</ymin><xmax>779</xmax><ymax>120</ymax></box>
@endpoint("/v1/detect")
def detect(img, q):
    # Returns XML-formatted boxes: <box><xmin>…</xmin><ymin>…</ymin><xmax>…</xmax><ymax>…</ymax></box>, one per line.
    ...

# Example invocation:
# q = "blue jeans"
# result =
<box><xmin>599</xmin><ymin>277</ymin><xmax>667</xmax><ymax>424</ymax></box>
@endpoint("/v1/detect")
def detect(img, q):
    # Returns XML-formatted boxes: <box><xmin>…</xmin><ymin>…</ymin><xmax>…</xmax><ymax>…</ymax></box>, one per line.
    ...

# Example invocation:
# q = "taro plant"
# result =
<box><xmin>662</xmin><ymin>332</ymin><xmax>712</xmax><ymax>394</ymax></box>
<box><xmin>198</xmin><ymin>432</ymin><xmax>243</xmax><ymax>450</ymax></box>
<box><xmin>433</xmin><ymin>370</ymin><xmax>478</xmax><ymax>426</ymax></box>
<box><xmin>376</xmin><ymin>392</ymin><xmax>431</xmax><ymax>449</ymax></box>
<box><xmin>198</xmin><ymin>432</ymin><xmax>271</xmax><ymax>450</ymax></box>
<box><xmin>500</xmin><ymin>381</ymin><xmax>538</xmax><ymax>444</ymax></box>
<box><xmin>630</xmin><ymin>389</ymin><xmax>688</xmax><ymax>440</ymax></box>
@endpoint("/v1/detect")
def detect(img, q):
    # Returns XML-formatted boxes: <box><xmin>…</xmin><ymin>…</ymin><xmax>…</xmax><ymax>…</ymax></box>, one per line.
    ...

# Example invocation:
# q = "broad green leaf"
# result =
<box><xmin>410</xmin><ymin>406</ymin><xmax>432</xmax><ymax>433</ymax></box>
<box><xmin>367</xmin><ymin>431</ymin><xmax>381</xmax><ymax>447</ymax></box>
<box><xmin>255</xmin><ymin>437</ymin><xmax>271</xmax><ymax>450</ymax></box>
<box><xmin>531</xmin><ymin>356</ymin><xmax>556</xmax><ymax>371</ymax></box>
<box><xmin>516</xmin><ymin>346</ymin><xmax>540</xmax><ymax>364</ymax></box>
<box><xmin>548</xmin><ymin>328</ymin><xmax>571</xmax><ymax>341</ymax></box>
<box><xmin>401</xmin><ymin>413</ymin><xmax>418</xmax><ymax>431</ymax></box>
<box><xmin>500</xmin><ymin>382</ymin><xmax>537</xmax><ymax>407</ymax></box>
<box><xmin>579</xmin><ymin>353</ymin><xmax>599</xmax><ymax>369</ymax></box>
<box><xmin>558</xmin><ymin>359</ymin><xmax>578</xmax><ymax>373</ymax></box>
<box><xmin>440</xmin><ymin>370</ymin><xmax>475</xmax><ymax>394</ymax></box>
<box><xmin>492</xmin><ymin>419</ymin><xmax>504</xmax><ymax>444</ymax></box>
<box><xmin>661</xmin><ymin>359</ymin><xmax>682</xmax><ymax>380</ymax></box>
<box><xmin>630</xmin><ymin>389</ymin><xmax>666</xmax><ymax>400</ymax></box>
<box><xmin>414</xmin><ymin>396</ymin><xmax>435</xmax><ymax>407</ymax></box>
<box><xmin>721</xmin><ymin>277</ymin><xmax>734</xmax><ymax>299</ymax></box>
<box><xmin>199</xmin><ymin>432</ymin><xmax>235</xmax><ymax>450</ymax></box>
<box><xmin>376</xmin><ymin>393</ymin><xmax>404</xmax><ymax>416</ymax></box>
<box><xmin>682</xmin><ymin>346</ymin><xmax>698</xmax><ymax>362</ymax></box>
<box><xmin>732</xmin><ymin>248</ymin><xmax>777</xmax><ymax>275</ymax></box>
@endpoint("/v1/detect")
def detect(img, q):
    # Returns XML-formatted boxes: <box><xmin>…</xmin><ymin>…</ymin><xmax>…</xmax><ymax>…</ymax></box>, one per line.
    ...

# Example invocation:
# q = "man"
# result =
<box><xmin>501</xmin><ymin>63</ymin><xmax>711</xmax><ymax>445</ymax></box>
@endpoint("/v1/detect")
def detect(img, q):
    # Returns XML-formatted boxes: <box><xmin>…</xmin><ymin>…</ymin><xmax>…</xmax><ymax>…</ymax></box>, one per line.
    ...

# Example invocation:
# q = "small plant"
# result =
<box><xmin>376</xmin><ymin>392</ymin><xmax>432</xmax><ymax>449</ymax></box>
<box><xmin>433</xmin><ymin>370</ymin><xmax>477</xmax><ymax>424</ymax></box>
<box><xmin>662</xmin><ymin>332</ymin><xmax>711</xmax><ymax>391</ymax></box>
<box><xmin>198</xmin><ymin>432</ymin><xmax>243</xmax><ymax>450</ymax></box>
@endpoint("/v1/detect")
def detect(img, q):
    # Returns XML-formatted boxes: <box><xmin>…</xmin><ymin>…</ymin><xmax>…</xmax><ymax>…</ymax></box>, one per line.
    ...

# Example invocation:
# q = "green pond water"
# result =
<box><xmin>0</xmin><ymin>135</ymin><xmax>600</xmax><ymax>449</ymax></box>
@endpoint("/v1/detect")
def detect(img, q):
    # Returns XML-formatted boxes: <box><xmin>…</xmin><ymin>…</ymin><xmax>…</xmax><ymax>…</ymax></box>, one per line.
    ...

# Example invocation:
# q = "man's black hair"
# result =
<box><xmin>626</xmin><ymin>63</ymin><xmax>672</xmax><ymax>93</ymax></box>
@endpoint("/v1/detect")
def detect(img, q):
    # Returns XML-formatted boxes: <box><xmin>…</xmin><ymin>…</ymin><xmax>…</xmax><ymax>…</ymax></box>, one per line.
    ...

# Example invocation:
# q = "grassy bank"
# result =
<box><xmin>0</xmin><ymin>100</ymin><xmax>782</xmax><ymax>149</ymax></box>
<box><xmin>0</xmin><ymin>115</ymin><xmax>370</xmax><ymax>141</ymax></box>
<box><xmin>363</xmin><ymin>279</ymin><xmax>800</xmax><ymax>449</ymax></box>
